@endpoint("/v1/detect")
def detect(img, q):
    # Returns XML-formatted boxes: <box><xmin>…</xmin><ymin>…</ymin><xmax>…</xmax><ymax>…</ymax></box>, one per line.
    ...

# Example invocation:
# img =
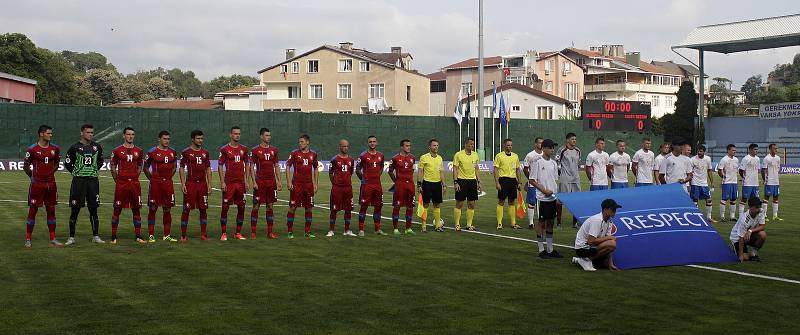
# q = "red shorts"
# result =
<box><xmin>392</xmin><ymin>181</ymin><xmax>415</xmax><ymax>207</ymax></box>
<box><xmin>29</xmin><ymin>181</ymin><xmax>57</xmax><ymax>207</ymax></box>
<box><xmin>253</xmin><ymin>179</ymin><xmax>277</xmax><ymax>205</ymax></box>
<box><xmin>148</xmin><ymin>177</ymin><xmax>175</xmax><ymax>208</ymax></box>
<box><xmin>330</xmin><ymin>185</ymin><xmax>353</xmax><ymax>211</ymax></box>
<box><xmin>290</xmin><ymin>182</ymin><xmax>314</xmax><ymax>209</ymax></box>
<box><xmin>114</xmin><ymin>178</ymin><xmax>142</xmax><ymax>208</ymax></box>
<box><xmin>183</xmin><ymin>180</ymin><xmax>209</xmax><ymax>210</ymax></box>
<box><xmin>359</xmin><ymin>183</ymin><xmax>383</xmax><ymax>207</ymax></box>
<box><xmin>223</xmin><ymin>182</ymin><xmax>246</xmax><ymax>206</ymax></box>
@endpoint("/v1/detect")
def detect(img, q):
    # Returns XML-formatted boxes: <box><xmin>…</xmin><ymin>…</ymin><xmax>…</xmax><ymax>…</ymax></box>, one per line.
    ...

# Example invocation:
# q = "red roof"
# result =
<box><xmin>426</xmin><ymin>71</ymin><xmax>446</xmax><ymax>81</ymax></box>
<box><xmin>442</xmin><ymin>56</ymin><xmax>503</xmax><ymax>70</ymax></box>
<box><xmin>215</xmin><ymin>86</ymin><xmax>267</xmax><ymax>95</ymax></box>
<box><xmin>110</xmin><ymin>99</ymin><xmax>222</xmax><ymax>110</ymax></box>
<box><xmin>462</xmin><ymin>83</ymin><xmax>571</xmax><ymax>106</ymax></box>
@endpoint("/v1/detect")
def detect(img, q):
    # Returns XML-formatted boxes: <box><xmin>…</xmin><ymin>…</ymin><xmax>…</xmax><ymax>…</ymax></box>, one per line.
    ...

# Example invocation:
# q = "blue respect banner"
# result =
<box><xmin>558</xmin><ymin>183</ymin><xmax>737</xmax><ymax>270</ymax></box>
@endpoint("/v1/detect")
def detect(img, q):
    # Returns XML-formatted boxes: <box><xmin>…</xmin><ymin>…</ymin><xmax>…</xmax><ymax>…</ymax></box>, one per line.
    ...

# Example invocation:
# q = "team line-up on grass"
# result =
<box><xmin>22</xmin><ymin>124</ymin><xmax>780</xmax><ymax>271</ymax></box>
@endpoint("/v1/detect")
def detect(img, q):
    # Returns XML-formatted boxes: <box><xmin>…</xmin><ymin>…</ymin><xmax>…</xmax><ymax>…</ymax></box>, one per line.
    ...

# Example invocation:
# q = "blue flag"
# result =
<box><xmin>491</xmin><ymin>81</ymin><xmax>497</xmax><ymax>116</ymax></box>
<box><xmin>558</xmin><ymin>183</ymin><xmax>738</xmax><ymax>270</ymax></box>
<box><xmin>498</xmin><ymin>94</ymin><xmax>507</xmax><ymax>125</ymax></box>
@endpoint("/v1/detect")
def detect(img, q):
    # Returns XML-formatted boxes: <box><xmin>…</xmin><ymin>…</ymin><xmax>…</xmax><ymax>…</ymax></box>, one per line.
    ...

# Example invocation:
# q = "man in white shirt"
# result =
<box><xmin>522</xmin><ymin>137</ymin><xmax>543</xmax><ymax>229</ymax></box>
<box><xmin>653</xmin><ymin>143</ymin><xmax>670</xmax><ymax>185</ymax></box>
<box><xmin>573</xmin><ymin>198</ymin><xmax>621</xmax><ymax>271</ymax></box>
<box><xmin>607</xmin><ymin>140</ymin><xmax>631</xmax><ymax>189</ymax></box>
<box><xmin>585</xmin><ymin>138</ymin><xmax>609</xmax><ymax>191</ymax></box>
<box><xmin>717</xmin><ymin>144</ymin><xmax>740</xmax><ymax>222</ymax></box>
<box><xmin>632</xmin><ymin>138</ymin><xmax>655</xmax><ymax>187</ymax></box>
<box><xmin>729</xmin><ymin>196</ymin><xmax>768</xmax><ymax>262</ymax></box>
<box><xmin>690</xmin><ymin>145</ymin><xmax>715</xmax><ymax>222</ymax></box>
<box><xmin>658</xmin><ymin>139</ymin><xmax>693</xmax><ymax>193</ymax></box>
<box><xmin>739</xmin><ymin>143</ymin><xmax>762</xmax><ymax>217</ymax></box>
<box><xmin>761</xmin><ymin>143</ymin><xmax>782</xmax><ymax>221</ymax></box>
<box><xmin>529</xmin><ymin>139</ymin><xmax>561</xmax><ymax>259</ymax></box>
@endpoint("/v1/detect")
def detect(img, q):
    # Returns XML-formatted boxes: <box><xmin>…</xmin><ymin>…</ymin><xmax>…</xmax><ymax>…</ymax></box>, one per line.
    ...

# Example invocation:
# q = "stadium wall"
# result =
<box><xmin>705</xmin><ymin>116</ymin><xmax>800</xmax><ymax>164</ymax></box>
<box><xmin>0</xmin><ymin>104</ymin><xmax>651</xmax><ymax>160</ymax></box>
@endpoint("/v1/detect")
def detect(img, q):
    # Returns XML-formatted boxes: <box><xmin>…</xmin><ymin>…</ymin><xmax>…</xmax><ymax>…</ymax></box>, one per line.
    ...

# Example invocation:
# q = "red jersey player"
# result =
<box><xmin>179</xmin><ymin>130</ymin><xmax>212</xmax><ymax>241</ymax></box>
<box><xmin>218</xmin><ymin>126</ymin><xmax>249</xmax><ymax>241</ymax></box>
<box><xmin>328</xmin><ymin>139</ymin><xmax>355</xmax><ymax>237</ymax></box>
<box><xmin>110</xmin><ymin>127</ymin><xmax>146</xmax><ymax>244</ymax></box>
<box><xmin>249</xmin><ymin>128</ymin><xmax>282</xmax><ymax>239</ymax></box>
<box><xmin>356</xmin><ymin>135</ymin><xmax>386</xmax><ymax>236</ymax></box>
<box><xmin>23</xmin><ymin>125</ymin><xmax>62</xmax><ymax>247</ymax></box>
<box><xmin>144</xmin><ymin>131</ymin><xmax>178</xmax><ymax>243</ymax></box>
<box><xmin>286</xmin><ymin>134</ymin><xmax>319</xmax><ymax>239</ymax></box>
<box><xmin>388</xmin><ymin>139</ymin><xmax>416</xmax><ymax>236</ymax></box>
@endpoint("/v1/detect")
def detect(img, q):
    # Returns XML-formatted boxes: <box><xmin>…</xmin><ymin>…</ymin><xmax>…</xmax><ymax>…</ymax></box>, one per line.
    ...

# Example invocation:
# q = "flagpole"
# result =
<box><xmin>476</xmin><ymin>0</ymin><xmax>485</xmax><ymax>160</ymax></box>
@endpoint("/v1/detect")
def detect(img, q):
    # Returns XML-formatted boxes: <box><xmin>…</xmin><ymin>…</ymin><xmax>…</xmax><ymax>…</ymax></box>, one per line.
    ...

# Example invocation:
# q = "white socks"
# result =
<box><xmin>528</xmin><ymin>208</ymin><xmax>536</xmax><ymax>227</ymax></box>
<box><xmin>545</xmin><ymin>232</ymin><xmax>554</xmax><ymax>253</ymax></box>
<box><xmin>772</xmin><ymin>203</ymin><xmax>779</xmax><ymax>218</ymax></box>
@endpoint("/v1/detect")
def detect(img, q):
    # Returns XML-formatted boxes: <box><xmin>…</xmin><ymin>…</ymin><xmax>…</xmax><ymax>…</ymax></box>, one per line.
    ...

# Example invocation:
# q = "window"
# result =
<box><xmin>338</xmin><ymin>59</ymin><xmax>353</xmax><ymax>72</ymax></box>
<box><xmin>665</xmin><ymin>96</ymin><xmax>673</xmax><ymax>107</ymax></box>
<box><xmin>594</xmin><ymin>58</ymin><xmax>603</xmax><ymax>66</ymax></box>
<box><xmin>291</xmin><ymin>62</ymin><xmax>299</xmax><ymax>74</ymax></box>
<box><xmin>545</xmin><ymin>81</ymin><xmax>553</xmax><ymax>92</ymax></box>
<box><xmin>338</xmin><ymin>110</ymin><xmax>352</xmax><ymax>114</ymax></box>
<box><xmin>577</xmin><ymin>58</ymin><xmax>586</xmax><ymax>65</ymax></box>
<box><xmin>338</xmin><ymin>84</ymin><xmax>352</xmax><ymax>99</ymax></box>
<box><xmin>638</xmin><ymin>94</ymin><xmax>646</xmax><ymax>101</ymax></box>
<box><xmin>536</xmin><ymin>106</ymin><xmax>554</xmax><ymax>120</ymax></box>
<box><xmin>288</xmin><ymin>86</ymin><xmax>300</xmax><ymax>99</ymax></box>
<box><xmin>504</xmin><ymin>57</ymin><xmax>524</xmax><ymax>68</ymax></box>
<box><xmin>565</xmin><ymin>83</ymin><xmax>578</xmax><ymax>101</ymax></box>
<box><xmin>430</xmin><ymin>80</ymin><xmax>445</xmax><ymax>93</ymax></box>
<box><xmin>544</xmin><ymin>60</ymin><xmax>553</xmax><ymax>72</ymax></box>
<box><xmin>652</xmin><ymin>95</ymin><xmax>660</xmax><ymax>107</ymax></box>
<box><xmin>460</xmin><ymin>82</ymin><xmax>472</xmax><ymax>96</ymax></box>
<box><xmin>369</xmin><ymin>83</ymin><xmax>385</xmax><ymax>99</ymax></box>
<box><xmin>309</xmin><ymin>84</ymin><xmax>323</xmax><ymax>99</ymax></box>
<box><xmin>563</xmin><ymin>61</ymin><xmax>571</xmax><ymax>72</ymax></box>
<box><xmin>359</xmin><ymin>61</ymin><xmax>370</xmax><ymax>72</ymax></box>
<box><xmin>511</xmin><ymin>105</ymin><xmax>521</xmax><ymax>112</ymax></box>
<box><xmin>280</xmin><ymin>64</ymin><xmax>288</xmax><ymax>73</ymax></box>
<box><xmin>594</xmin><ymin>75</ymin><xmax>604</xmax><ymax>85</ymax></box>
<box><xmin>406</xmin><ymin>86</ymin><xmax>411</xmax><ymax>101</ymax></box>
<box><xmin>307</xmin><ymin>60</ymin><xmax>319</xmax><ymax>73</ymax></box>
<box><xmin>505</xmin><ymin>75</ymin><xmax>523</xmax><ymax>84</ymax></box>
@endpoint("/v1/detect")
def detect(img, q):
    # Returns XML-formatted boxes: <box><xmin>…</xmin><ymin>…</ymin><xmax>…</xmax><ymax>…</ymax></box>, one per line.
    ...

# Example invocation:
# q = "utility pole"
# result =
<box><xmin>477</xmin><ymin>0</ymin><xmax>485</xmax><ymax>159</ymax></box>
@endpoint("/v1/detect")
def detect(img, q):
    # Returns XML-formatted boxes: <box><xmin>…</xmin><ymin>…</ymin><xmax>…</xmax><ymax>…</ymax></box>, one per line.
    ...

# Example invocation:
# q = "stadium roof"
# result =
<box><xmin>673</xmin><ymin>14</ymin><xmax>800</xmax><ymax>54</ymax></box>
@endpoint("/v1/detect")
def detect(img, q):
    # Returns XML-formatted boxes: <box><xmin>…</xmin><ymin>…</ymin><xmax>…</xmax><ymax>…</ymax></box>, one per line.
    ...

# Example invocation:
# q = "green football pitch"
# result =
<box><xmin>1</xmin><ymin>171</ymin><xmax>798</xmax><ymax>334</ymax></box>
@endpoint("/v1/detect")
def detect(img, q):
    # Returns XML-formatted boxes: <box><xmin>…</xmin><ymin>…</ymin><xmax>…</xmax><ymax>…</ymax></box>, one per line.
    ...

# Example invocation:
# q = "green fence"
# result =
<box><xmin>0</xmin><ymin>103</ymin><xmax>653</xmax><ymax>160</ymax></box>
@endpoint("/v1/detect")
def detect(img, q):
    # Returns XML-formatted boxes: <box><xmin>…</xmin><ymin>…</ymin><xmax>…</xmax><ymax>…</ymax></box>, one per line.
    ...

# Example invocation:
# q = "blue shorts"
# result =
<box><xmin>764</xmin><ymin>185</ymin><xmax>780</xmax><ymax>198</ymax></box>
<box><xmin>721</xmin><ymin>184</ymin><xmax>738</xmax><ymax>201</ymax></box>
<box><xmin>635</xmin><ymin>183</ymin><xmax>653</xmax><ymax>187</ymax></box>
<box><xmin>690</xmin><ymin>185</ymin><xmax>711</xmax><ymax>201</ymax></box>
<box><xmin>741</xmin><ymin>186</ymin><xmax>759</xmax><ymax>199</ymax></box>
<box><xmin>590</xmin><ymin>185</ymin><xmax>608</xmax><ymax>191</ymax></box>
<box><xmin>526</xmin><ymin>185</ymin><xmax>537</xmax><ymax>206</ymax></box>
<box><xmin>611</xmin><ymin>182</ymin><xmax>628</xmax><ymax>189</ymax></box>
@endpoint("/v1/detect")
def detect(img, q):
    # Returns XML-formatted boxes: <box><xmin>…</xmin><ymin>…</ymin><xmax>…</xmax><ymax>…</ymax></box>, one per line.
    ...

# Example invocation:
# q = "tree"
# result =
<box><xmin>201</xmin><ymin>74</ymin><xmax>259</xmax><ymax>98</ymax></box>
<box><xmin>61</xmin><ymin>51</ymin><xmax>116</xmax><ymax>73</ymax></box>
<box><xmin>80</xmin><ymin>69</ymin><xmax>128</xmax><ymax>105</ymax></box>
<box><xmin>740</xmin><ymin>75</ymin><xmax>763</xmax><ymax>104</ymax></box>
<box><xmin>662</xmin><ymin>80</ymin><xmax>699</xmax><ymax>145</ymax></box>
<box><xmin>147</xmin><ymin>77</ymin><xmax>177</xmax><ymax>99</ymax></box>
<box><xmin>165</xmin><ymin>68</ymin><xmax>203</xmax><ymax>98</ymax></box>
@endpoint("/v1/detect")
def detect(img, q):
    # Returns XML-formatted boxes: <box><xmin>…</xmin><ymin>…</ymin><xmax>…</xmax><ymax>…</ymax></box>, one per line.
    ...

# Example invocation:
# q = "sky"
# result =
<box><xmin>1</xmin><ymin>0</ymin><xmax>798</xmax><ymax>87</ymax></box>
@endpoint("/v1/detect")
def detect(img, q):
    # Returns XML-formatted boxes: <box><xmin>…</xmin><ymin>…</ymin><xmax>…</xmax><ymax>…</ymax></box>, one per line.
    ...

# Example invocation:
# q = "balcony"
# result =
<box><xmin>584</xmin><ymin>82</ymin><xmax>680</xmax><ymax>94</ymax></box>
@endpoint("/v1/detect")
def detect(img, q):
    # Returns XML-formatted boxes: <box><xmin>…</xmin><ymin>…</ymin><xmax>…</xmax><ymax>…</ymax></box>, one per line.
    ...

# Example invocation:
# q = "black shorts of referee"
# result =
<box><xmin>455</xmin><ymin>179</ymin><xmax>479</xmax><ymax>201</ymax></box>
<box><xmin>421</xmin><ymin>181</ymin><xmax>443</xmax><ymax>205</ymax></box>
<box><xmin>497</xmin><ymin>177</ymin><xmax>518</xmax><ymax>201</ymax></box>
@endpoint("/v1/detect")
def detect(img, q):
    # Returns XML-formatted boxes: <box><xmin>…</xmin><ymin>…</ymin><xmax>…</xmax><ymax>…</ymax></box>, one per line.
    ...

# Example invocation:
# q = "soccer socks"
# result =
<box><xmin>68</xmin><ymin>207</ymin><xmax>80</xmax><ymax>237</ymax></box>
<box><xmin>286</xmin><ymin>211</ymin><xmax>295</xmax><ymax>233</ymax></box>
<box><xmin>738</xmin><ymin>202</ymin><xmax>746</xmax><ymax>218</ymax></box>
<box><xmin>88</xmin><ymin>207</ymin><xmax>99</xmax><ymax>236</ymax></box>
<box><xmin>265</xmin><ymin>208</ymin><xmax>274</xmax><ymax>234</ymax></box>
<box><xmin>773</xmin><ymin>202</ymin><xmax>779</xmax><ymax>218</ymax></box>
<box><xmin>527</xmin><ymin>207</ymin><xmax>536</xmax><ymax>227</ymax></box>
<box><xmin>329</xmin><ymin>210</ymin><xmax>337</xmax><ymax>231</ymax></box>
<box><xmin>404</xmin><ymin>208</ymin><xmax>413</xmax><ymax>230</ymax></box>
<box><xmin>344</xmin><ymin>211</ymin><xmax>353</xmax><ymax>231</ymax></box>
<box><xmin>148</xmin><ymin>207</ymin><xmax>157</xmax><ymax>236</ymax></box>
<box><xmin>220</xmin><ymin>204</ymin><xmax>229</xmax><ymax>234</ymax></box>
<box><xmin>163</xmin><ymin>208</ymin><xmax>172</xmax><ymax>236</ymax></box>
<box><xmin>453</xmin><ymin>208</ymin><xmax>462</xmax><ymax>228</ymax></box>
<box><xmin>304</xmin><ymin>209</ymin><xmax>313</xmax><ymax>233</ymax></box>
<box><xmin>433</xmin><ymin>207</ymin><xmax>442</xmax><ymax>229</ymax></box>
<box><xmin>466</xmin><ymin>208</ymin><xmax>475</xmax><ymax>228</ymax></box>
<box><xmin>720</xmin><ymin>201</ymin><xmax>727</xmax><ymax>220</ymax></box>
<box><xmin>729</xmin><ymin>203</ymin><xmax>737</xmax><ymax>219</ymax></box>
<box><xmin>45</xmin><ymin>206</ymin><xmax>56</xmax><ymax>240</ymax></box>
<box><xmin>132</xmin><ymin>208</ymin><xmax>142</xmax><ymax>238</ymax></box>
<box><xmin>25</xmin><ymin>207</ymin><xmax>37</xmax><ymax>240</ymax></box>
<box><xmin>496</xmin><ymin>205</ymin><xmax>504</xmax><ymax>227</ymax></box>
<box><xmin>111</xmin><ymin>207</ymin><xmax>122</xmax><ymax>239</ymax></box>
<box><xmin>358</xmin><ymin>206</ymin><xmax>368</xmax><ymax>231</ymax></box>
<box><xmin>392</xmin><ymin>206</ymin><xmax>401</xmax><ymax>229</ymax></box>
<box><xmin>373</xmin><ymin>206</ymin><xmax>382</xmax><ymax>232</ymax></box>
<box><xmin>537</xmin><ymin>235</ymin><xmax>545</xmax><ymax>252</ymax></box>
<box><xmin>507</xmin><ymin>206</ymin><xmax>516</xmax><ymax>227</ymax></box>
<box><xmin>181</xmin><ymin>209</ymin><xmax>190</xmax><ymax>236</ymax></box>
<box><xmin>705</xmin><ymin>203</ymin><xmax>713</xmax><ymax>221</ymax></box>
<box><xmin>199</xmin><ymin>209</ymin><xmax>208</xmax><ymax>236</ymax></box>
<box><xmin>545</xmin><ymin>232</ymin><xmax>554</xmax><ymax>253</ymax></box>
<box><xmin>250</xmin><ymin>207</ymin><xmax>259</xmax><ymax>234</ymax></box>
<box><xmin>235</xmin><ymin>206</ymin><xmax>245</xmax><ymax>234</ymax></box>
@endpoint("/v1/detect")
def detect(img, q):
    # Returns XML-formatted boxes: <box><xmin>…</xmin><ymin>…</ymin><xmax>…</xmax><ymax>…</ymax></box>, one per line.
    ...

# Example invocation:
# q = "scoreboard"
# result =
<box><xmin>582</xmin><ymin>100</ymin><xmax>651</xmax><ymax>132</ymax></box>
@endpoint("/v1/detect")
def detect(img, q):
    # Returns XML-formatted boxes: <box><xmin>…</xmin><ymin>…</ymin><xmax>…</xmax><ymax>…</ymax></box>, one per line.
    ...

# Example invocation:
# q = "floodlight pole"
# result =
<box><xmin>698</xmin><ymin>49</ymin><xmax>705</xmax><ymax>144</ymax></box>
<box><xmin>477</xmin><ymin>0</ymin><xmax>485</xmax><ymax>160</ymax></box>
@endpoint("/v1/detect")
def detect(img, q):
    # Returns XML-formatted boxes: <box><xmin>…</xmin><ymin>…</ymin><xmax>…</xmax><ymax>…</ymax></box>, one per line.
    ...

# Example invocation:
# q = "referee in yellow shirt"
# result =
<box><xmin>418</xmin><ymin>138</ymin><xmax>446</xmax><ymax>232</ymax></box>
<box><xmin>453</xmin><ymin>137</ymin><xmax>481</xmax><ymax>231</ymax></box>
<box><xmin>493</xmin><ymin>138</ymin><xmax>523</xmax><ymax>229</ymax></box>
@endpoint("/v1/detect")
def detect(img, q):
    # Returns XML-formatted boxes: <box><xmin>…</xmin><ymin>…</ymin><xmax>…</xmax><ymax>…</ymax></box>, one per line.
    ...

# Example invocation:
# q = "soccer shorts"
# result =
<box><xmin>421</xmin><ymin>181</ymin><xmax>443</xmax><ymax>205</ymax></box>
<box><xmin>392</xmin><ymin>180</ymin><xmax>416</xmax><ymax>207</ymax></box>
<box><xmin>732</xmin><ymin>235</ymin><xmax>763</xmax><ymax>256</ymax></box>
<box><xmin>558</xmin><ymin>182</ymin><xmax>580</xmax><ymax>193</ymax></box>
<box><xmin>635</xmin><ymin>182</ymin><xmax>653</xmax><ymax>187</ymax></box>
<box><xmin>222</xmin><ymin>181</ymin><xmax>246</xmax><ymax>206</ymax></box>
<box><xmin>741</xmin><ymin>186</ymin><xmax>759</xmax><ymax>200</ymax></box>
<box><xmin>589</xmin><ymin>185</ymin><xmax>608</xmax><ymax>191</ymax></box>
<box><xmin>330</xmin><ymin>185</ymin><xmax>353</xmax><ymax>211</ymax></box>
<box><xmin>611</xmin><ymin>182</ymin><xmax>628</xmax><ymax>189</ymax></box>
<box><xmin>359</xmin><ymin>183</ymin><xmax>383</xmax><ymax>207</ymax></box>
<box><xmin>29</xmin><ymin>181</ymin><xmax>57</xmax><ymax>207</ymax></box>
<box><xmin>721</xmin><ymin>183</ymin><xmax>738</xmax><ymax>201</ymax></box>
<box><xmin>253</xmin><ymin>179</ymin><xmax>278</xmax><ymax>205</ymax></box>
<box><xmin>525</xmin><ymin>185</ymin><xmax>537</xmax><ymax>206</ymax></box>
<box><xmin>538</xmin><ymin>200</ymin><xmax>557</xmax><ymax>220</ymax></box>
<box><xmin>183</xmin><ymin>180</ymin><xmax>209</xmax><ymax>210</ymax></box>
<box><xmin>69</xmin><ymin>177</ymin><xmax>100</xmax><ymax>208</ymax></box>
<box><xmin>690</xmin><ymin>185</ymin><xmax>711</xmax><ymax>201</ymax></box>
<box><xmin>764</xmin><ymin>185</ymin><xmax>780</xmax><ymax>198</ymax></box>
<box><xmin>455</xmin><ymin>179</ymin><xmax>479</xmax><ymax>202</ymax></box>
<box><xmin>290</xmin><ymin>182</ymin><xmax>314</xmax><ymax>209</ymax></box>
<box><xmin>113</xmin><ymin>178</ymin><xmax>142</xmax><ymax>209</ymax></box>
<box><xmin>575</xmin><ymin>247</ymin><xmax>609</xmax><ymax>269</ymax></box>
<box><xmin>148</xmin><ymin>177</ymin><xmax>175</xmax><ymax>208</ymax></box>
<box><xmin>497</xmin><ymin>177</ymin><xmax>518</xmax><ymax>201</ymax></box>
